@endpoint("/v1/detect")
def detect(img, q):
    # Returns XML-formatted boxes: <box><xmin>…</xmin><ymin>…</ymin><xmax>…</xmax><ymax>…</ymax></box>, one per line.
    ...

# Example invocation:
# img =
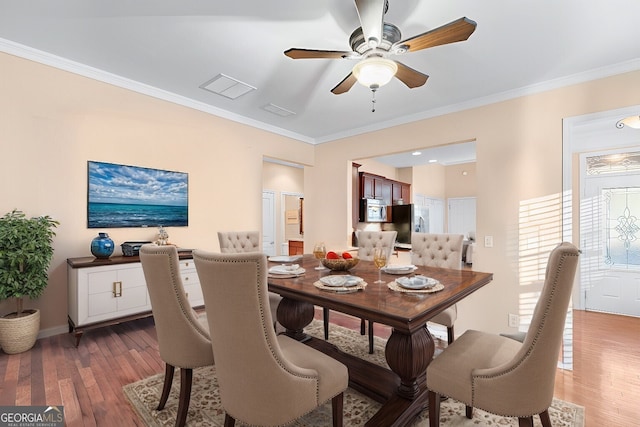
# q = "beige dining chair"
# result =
<box><xmin>217</xmin><ymin>230</ymin><xmax>282</xmax><ymax>329</ymax></box>
<box><xmin>426</xmin><ymin>242</ymin><xmax>580</xmax><ymax>427</ymax></box>
<box><xmin>139</xmin><ymin>244</ymin><xmax>215</xmax><ymax>427</ymax></box>
<box><xmin>323</xmin><ymin>230</ymin><xmax>397</xmax><ymax>354</ymax></box>
<box><xmin>192</xmin><ymin>250</ymin><xmax>349</xmax><ymax>427</ymax></box>
<box><xmin>411</xmin><ymin>232</ymin><xmax>464</xmax><ymax>345</ymax></box>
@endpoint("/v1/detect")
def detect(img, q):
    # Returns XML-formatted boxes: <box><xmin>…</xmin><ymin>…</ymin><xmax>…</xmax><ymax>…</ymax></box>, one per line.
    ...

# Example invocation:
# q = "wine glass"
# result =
<box><xmin>373</xmin><ymin>247</ymin><xmax>387</xmax><ymax>284</ymax></box>
<box><xmin>313</xmin><ymin>242</ymin><xmax>327</xmax><ymax>270</ymax></box>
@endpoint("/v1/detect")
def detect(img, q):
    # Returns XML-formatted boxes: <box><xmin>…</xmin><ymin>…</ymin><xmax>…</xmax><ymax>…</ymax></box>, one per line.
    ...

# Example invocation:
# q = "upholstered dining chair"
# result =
<box><xmin>411</xmin><ymin>233</ymin><xmax>464</xmax><ymax>345</ymax></box>
<box><xmin>323</xmin><ymin>230</ymin><xmax>397</xmax><ymax>354</ymax></box>
<box><xmin>217</xmin><ymin>230</ymin><xmax>282</xmax><ymax>330</ymax></box>
<box><xmin>426</xmin><ymin>242</ymin><xmax>580</xmax><ymax>427</ymax></box>
<box><xmin>192</xmin><ymin>250</ymin><xmax>349</xmax><ymax>427</ymax></box>
<box><xmin>139</xmin><ymin>244</ymin><xmax>214</xmax><ymax>427</ymax></box>
<box><xmin>217</xmin><ymin>230</ymin><xmax>260</xmax><ymax>253</ymax></box>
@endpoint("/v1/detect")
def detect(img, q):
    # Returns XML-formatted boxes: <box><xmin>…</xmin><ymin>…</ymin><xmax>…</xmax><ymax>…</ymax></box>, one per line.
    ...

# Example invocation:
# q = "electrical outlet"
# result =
<box><xmin>484</xmin><ymin>235</ymin><xmax>494</xmax><ymax>247</ymax></box>
<box><xmin>508</xmin><ymin>313</ymin><xmax>519</xmax><ymax>328</ymax></box>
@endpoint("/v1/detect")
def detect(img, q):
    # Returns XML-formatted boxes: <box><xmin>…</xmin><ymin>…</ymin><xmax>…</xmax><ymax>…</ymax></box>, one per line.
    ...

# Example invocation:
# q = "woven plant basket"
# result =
<box><xmin>0</xmin><ymin>309</ymin><xmax>40</xmax><ymax>354</ymax></box>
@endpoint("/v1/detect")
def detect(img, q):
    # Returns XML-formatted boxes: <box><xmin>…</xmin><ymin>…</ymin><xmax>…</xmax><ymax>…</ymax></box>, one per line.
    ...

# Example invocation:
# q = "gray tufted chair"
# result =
<box><xmin>139</xmin><ymin>244</ymin><xmax>215</xmax><ymax>427</ymax></box>
<box><xmin>193</xmin><ymin>250</ymin><xmax>349</xmax><ymax>427</ymax></box>
<box><xmin>426</xmin><ymin>242</ymin><xmax>579</xmax><ymax>427</ymax></box>
<box><xmin>217</xmin><ymin>231</ymin><xmax>282</xmax><ymax>330</ymax></box>
<box><xmin>323</xmin><ymin>230</ymin><xmax>397</xmax><ymax>354</ymax></box>
<box><xmin>411</xmin><ymin>233</ymin><xmax>464</xmax><ymax>344</ymax></box>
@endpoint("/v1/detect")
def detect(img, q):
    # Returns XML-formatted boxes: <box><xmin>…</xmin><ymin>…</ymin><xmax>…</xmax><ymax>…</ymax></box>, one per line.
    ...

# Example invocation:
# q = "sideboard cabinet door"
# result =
<box><xmin>67</xmin><ymin>254</ymin><xmax>202</xmax><ymax>345</ymax></box>
<box><xmin>69</xmin><ymin>263</ymin><xmax>149</xmax><ymax>327</ymax></box>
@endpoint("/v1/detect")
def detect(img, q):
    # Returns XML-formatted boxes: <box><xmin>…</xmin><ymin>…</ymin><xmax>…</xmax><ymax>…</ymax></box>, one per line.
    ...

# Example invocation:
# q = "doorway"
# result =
<box><xmin>580</xmin><ymin>150</ymin><xmax>640</xmax><ymax>317</ymax></box>
<box><xmin>564</xmin><ymin>105</ymin><xmax>640</xmax><ymax>317</ymax></box>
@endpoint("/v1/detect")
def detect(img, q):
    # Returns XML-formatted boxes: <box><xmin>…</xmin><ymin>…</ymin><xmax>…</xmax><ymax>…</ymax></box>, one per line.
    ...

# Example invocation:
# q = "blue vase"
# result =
<box><xmin>91</xmin><ymin>232</ymin><xmax>115</xmax><ymax>259</ymax></box>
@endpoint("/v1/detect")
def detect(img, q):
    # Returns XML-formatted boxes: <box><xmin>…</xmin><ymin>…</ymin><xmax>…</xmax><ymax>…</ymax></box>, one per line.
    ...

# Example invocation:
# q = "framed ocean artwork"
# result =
<box><xmin>87</xmin><ymin>161</ymin><xmax>188</xmax><ymax>228</ymax></box>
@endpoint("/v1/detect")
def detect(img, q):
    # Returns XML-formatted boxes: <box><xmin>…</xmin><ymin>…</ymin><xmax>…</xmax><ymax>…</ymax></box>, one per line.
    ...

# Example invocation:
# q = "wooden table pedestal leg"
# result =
<box><xmin>276</xmin><ymin>297</ymin><xmax>315</xmax><ymax>342</ymax></box>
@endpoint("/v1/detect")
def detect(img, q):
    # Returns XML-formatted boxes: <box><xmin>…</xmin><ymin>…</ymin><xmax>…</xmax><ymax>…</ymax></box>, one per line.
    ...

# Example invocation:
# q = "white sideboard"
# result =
<box><xmin>67</xmin><ymin>253</ymin><xmax>202</xmax><ymax>345</ymax></box>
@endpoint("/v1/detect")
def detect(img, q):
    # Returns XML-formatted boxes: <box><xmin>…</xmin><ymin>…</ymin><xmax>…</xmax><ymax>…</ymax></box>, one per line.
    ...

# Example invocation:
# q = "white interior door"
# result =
<box><xmin>426</xmin><ymin>197</ymin><xmax>445</xmax><ymax>233</ymax></box>
<box><xmin>262</xmin><ymin>191</ymin><xmax>276</xmax><ymax>256</ymax></box>
<box><xmin>448</xmin><ymin>197</ymin><xmax>476</xmax><ymax>237</ymax></box>
<box><xmin>582</xmin><ymin>164</ymin><xmax>640</xmax><ymax>317</ymax></box>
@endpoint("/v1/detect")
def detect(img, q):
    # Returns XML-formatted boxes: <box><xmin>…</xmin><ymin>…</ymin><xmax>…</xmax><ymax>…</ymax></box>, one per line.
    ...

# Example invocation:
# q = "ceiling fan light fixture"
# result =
<box><xmin>616</xmin><ymin>115</ymin><xmax>640</xmax><ymax>129</ymax></box>
<box><xmin>352</xmin><ymin>57</ymin><xmax>398</xmax><ymax>89</ymax></box>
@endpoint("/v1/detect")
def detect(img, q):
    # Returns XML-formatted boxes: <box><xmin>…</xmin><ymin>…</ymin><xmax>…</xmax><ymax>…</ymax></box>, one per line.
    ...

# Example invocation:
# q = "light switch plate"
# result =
<box><xmin>484</xmin><ymin>235</ymin><xmax>494</xmax><ymax>247</ymax></box>
<box><xmin>508</xmin><ymin>313</ymin><xmax>519</xmax><ymax>328</ymax></box>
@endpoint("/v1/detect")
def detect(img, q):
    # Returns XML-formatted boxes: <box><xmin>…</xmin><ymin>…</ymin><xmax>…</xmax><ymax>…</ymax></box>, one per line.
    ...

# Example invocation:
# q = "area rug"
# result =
<box><xmin>123</xmin><ymin>320</ymin><xmax>584</xmax><ymax>426</ymax></box>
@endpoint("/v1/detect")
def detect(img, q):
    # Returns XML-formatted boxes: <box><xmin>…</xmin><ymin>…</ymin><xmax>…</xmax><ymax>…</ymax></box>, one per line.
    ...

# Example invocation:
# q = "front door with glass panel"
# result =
<box><xmin>581</xmin><ymin>151</ymin><xmax>640</xmax><ymax>317</ymax></box>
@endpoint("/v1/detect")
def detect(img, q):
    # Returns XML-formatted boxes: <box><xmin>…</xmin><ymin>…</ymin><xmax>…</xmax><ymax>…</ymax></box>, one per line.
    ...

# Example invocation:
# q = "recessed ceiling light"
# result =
<box><xmin>428</xmin><ymin>159</ymin><xmax>438</xmax><ymax>163</ymax></box>
<box><xmin>412</xmin><ymin>151</ymin><xmax>422</xmax><ymax>156</ymax></box>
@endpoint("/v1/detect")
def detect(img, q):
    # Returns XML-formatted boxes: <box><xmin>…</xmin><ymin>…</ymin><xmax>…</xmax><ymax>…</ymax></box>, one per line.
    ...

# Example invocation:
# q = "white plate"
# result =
<box><xmin>396</xmin><ymin>275</ymin><xmax>437</xmax><ymax>290</ymax></box>
<box><xmin>268</xmin><ymin>255</ymin><xmax>303</xmax><ymax>263</ymax></box>
<box><xmin>320</xmin><ymin>275</ymin><xmax>362</xmax><ymax>287</ymax></box>
<box><xmin>382</xmin><ymin>265</ymin><xmax>418</xmax><ymax>275</ymax></box>
<box><xmin>269</xmin><ymin>265</ymin><xmax>305</xmax><ymax>275</ymax></box>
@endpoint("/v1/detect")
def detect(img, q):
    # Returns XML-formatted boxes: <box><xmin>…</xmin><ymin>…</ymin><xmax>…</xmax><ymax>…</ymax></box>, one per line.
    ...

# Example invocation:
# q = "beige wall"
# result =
<box><xmin>445</xmin><ymin>162</ymin><xmax>476</xmax><ymax>199</ymax></box>
<box><xmin>3</xmin><ymin>49</ymin><xmax>640</xmax><ymax>340</ymax></box>
<box><xmin>355</xmin><ymin>158</ymin><xmax>398</xmax><ymax>180</ymax></box>
<box><xmin>412</xmin><ymin>163</ymin><xmax>446</xmax><ymax>199</ymax></box>
<box><xmin>306</xmin><ymin>70</ymin><xmax>640</xmax><ymax>336</ymax></box>
<box><xmin>0</xmin><ymin>52</ymin><xmax>314</xmax><ymax>334</ymax></box>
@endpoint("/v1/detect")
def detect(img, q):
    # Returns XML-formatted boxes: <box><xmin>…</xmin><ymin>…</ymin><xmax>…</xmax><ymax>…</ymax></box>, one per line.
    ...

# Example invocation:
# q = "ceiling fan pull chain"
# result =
<box><xmin>371</xmin><ymin>87</ymin><xmax>377</xmax><ymax>112</ymax></box>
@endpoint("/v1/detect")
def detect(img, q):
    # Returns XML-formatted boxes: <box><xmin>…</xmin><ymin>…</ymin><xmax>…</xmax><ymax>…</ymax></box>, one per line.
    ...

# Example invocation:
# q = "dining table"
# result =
<box><xmin>267</xmin><ymin>254</ymin><xmax>493</xmax><ymax>426</ymax></box>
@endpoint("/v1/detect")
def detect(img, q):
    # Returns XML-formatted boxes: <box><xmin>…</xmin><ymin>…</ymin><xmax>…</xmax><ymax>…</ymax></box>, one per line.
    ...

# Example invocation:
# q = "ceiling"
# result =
<box><xmin>1</xmin><ymin>1</ymin><xmax>639</xmax><ymax>165</ymax></box>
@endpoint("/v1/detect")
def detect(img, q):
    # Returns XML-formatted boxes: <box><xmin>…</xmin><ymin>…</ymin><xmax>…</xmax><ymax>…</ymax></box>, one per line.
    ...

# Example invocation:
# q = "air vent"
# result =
<box><xmin>262</xmin><ymin>103</ymin><xmax>296</xmax><ymax>117</ymax></box>
<box><xmin>200</xmin><ymin>74</ymin><xmax>256</xmax><ymax>100</ymax></box>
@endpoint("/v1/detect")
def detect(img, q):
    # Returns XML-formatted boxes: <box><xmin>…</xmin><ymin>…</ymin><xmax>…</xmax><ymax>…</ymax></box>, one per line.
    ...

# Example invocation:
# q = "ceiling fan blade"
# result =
<box><xmin>396</xmin><ymin>17</ymin><xmax>477</xmax><ymax>52</ymax></box>
<box><xmin>331</xmin><ymin>72</ymin><xmax>358</xmax><ymax>95</ymax></box>
<box><xmin>394</xmin><ymin>61</ymin><xmax>429</xmax><ymax>88</ymax></box>
<box><xmin>354</xmin><ymin>0</ymin><xmax>386</xmax><ymax>48</ymax></box>
<box><xmin>284</xmin><ymin>48</ymin><xmax>355</xmax><ymax>60</ymax></box>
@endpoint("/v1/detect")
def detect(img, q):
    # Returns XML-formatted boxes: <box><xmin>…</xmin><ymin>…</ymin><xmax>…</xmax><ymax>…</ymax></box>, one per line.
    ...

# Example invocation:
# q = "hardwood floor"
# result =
<box><xmin>0</xmin><ymin>310</ymin><xmax>637</xmax><ymax>426</ymax></box>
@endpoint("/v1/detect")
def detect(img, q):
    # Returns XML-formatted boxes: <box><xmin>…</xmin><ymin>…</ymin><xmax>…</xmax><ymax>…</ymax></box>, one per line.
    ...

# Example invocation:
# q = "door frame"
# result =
<box><xmin>262</xmin><ymin>190</ymin><xmax>276</xmax><ymax>256</ymax></box>
<box><xmin>563</xmin><ymin>104</ymin><xmax>640</xmax><ymax>309</ymax></box>
<box><xmin>281</xmin><ymin>191</ymin><xmax>304</xmax><ymax>254</ymax></box>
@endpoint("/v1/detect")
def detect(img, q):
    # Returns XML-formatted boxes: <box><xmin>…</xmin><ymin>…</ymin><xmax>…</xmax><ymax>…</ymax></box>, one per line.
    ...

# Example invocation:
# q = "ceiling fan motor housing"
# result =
<box><xmin>349</xmin><ymin>23</ymin><xmax>402</xmax><ymax>55</ymax></box>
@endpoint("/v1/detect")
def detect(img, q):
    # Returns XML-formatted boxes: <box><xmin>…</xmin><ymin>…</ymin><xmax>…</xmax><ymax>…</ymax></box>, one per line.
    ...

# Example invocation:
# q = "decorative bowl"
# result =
<box><xmin>321</xmin><ymin>257</ymin><xmax>360</xmax><ymax>271</ymax></box>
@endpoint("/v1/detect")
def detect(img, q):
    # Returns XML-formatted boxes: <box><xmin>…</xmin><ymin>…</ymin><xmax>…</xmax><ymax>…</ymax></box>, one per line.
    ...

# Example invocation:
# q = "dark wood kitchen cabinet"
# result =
<box><xmin>359</xmin><ymin>172</ymin><xmax>393</xmax><ymax>205</ymax></box>
<box><xmin>360</xmin><ymin>172</ymin><xmax>410</xmax><ymax>206</ymax></box>
<box><xmin>361</xmin><ymin>172</ymin><xmax>376</xmax><ymax>199</ymax></box>
<box><xmin>392</xmin><ymin>181</ymin><xmax>411</xmax><ymax>204</ymax></box>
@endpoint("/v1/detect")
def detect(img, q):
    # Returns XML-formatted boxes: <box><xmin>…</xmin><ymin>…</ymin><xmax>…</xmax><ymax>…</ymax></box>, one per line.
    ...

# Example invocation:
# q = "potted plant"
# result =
<box><xmin>0</xmin><ymin>209</ymin><xmax>58</xmax><ymax>354</ymax></box>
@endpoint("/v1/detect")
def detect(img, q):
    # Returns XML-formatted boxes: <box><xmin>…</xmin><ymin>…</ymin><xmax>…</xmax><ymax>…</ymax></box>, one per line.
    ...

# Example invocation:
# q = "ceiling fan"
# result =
<box><xmin>284</xmin><ymin>0</ymin><xmax>477</xmax><ymax>98</ymax></box>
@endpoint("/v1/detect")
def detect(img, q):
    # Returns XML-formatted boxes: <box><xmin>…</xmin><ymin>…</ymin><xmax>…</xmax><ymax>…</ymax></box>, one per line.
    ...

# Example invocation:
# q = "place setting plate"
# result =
<box><xmin>268</xmin><ymin>255</ymin><xmax>303</xmax><ymax>263</ymax></box>
<box><xmin>320</xmin><ymin>275</ymin><xmax>362</xmax><ymax>287</ymax></box>
<box><xmin>314</xmin><ymin>275</ymin><xmax>367</xmax><ymax>292</ymax></box>
<box><xmin>388</xmin><ymin>275</ymin><xmax>444</xmax><ymax>293</ymax></box>
<box><xmin>268</xmin><ymin>264</ymin><xmax>305</xmax><ymax>278</ymax></box>
<box><xmin>381</xmin><ymin>265</ymin><xmax>418</xmax><ymax>275</ymax></box>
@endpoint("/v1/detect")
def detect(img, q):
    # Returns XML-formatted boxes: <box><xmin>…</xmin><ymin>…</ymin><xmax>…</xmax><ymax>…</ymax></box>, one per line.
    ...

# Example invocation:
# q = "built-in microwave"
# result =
<box><xmin>360</xmin><ymin>199</ymin><xmax>388</xmax><ymax>222</ymax></box>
